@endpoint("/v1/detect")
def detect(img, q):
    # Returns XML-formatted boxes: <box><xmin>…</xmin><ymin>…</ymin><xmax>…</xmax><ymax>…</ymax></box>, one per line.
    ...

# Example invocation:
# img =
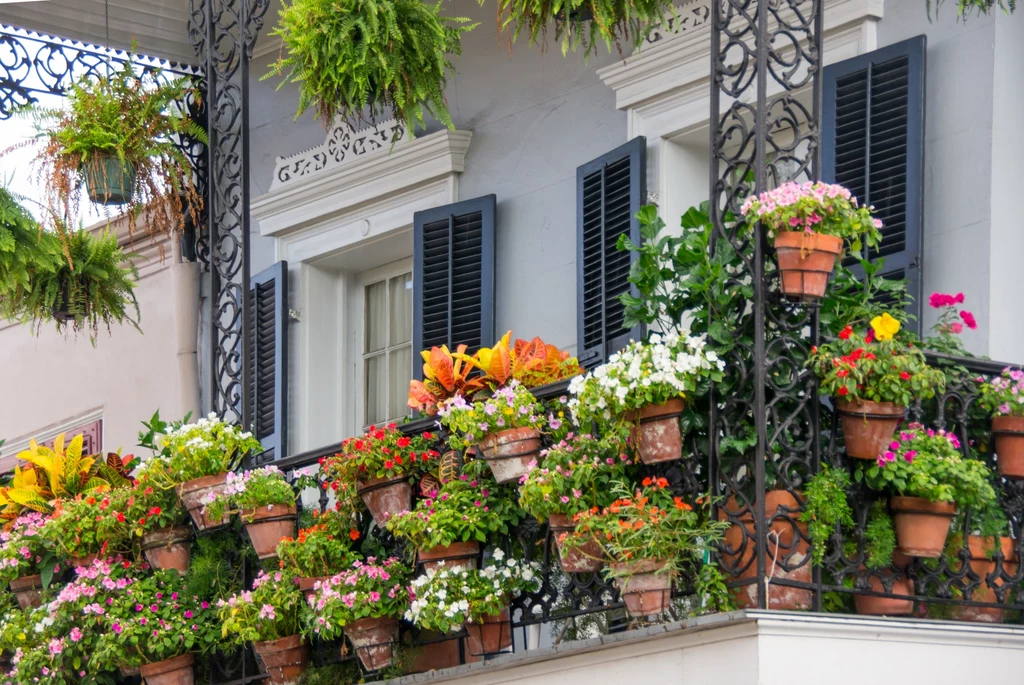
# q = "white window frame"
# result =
<box><xmin>349</xmin><ymin>258</ymin><xmax>414</xmax><ymax>431</ymax></box>
<box><xmin>251</xmin><ymin>122</ymin><xmax>472</xmax><ymax>452</ymax></box>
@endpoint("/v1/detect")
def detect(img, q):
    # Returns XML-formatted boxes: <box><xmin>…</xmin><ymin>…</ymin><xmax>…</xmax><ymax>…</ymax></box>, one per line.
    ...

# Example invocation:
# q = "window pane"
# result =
<box><xmin>364</xmin><ymin>281</ymin><xmax>387</xmax><ymax>353</ymax></box>
<box><xmin>364</xmin><ymin>354</ymin><xmax>386</xmax><ymax>427</ymax></box>
<box><xmin>389</xmin><ymin>272</ymin><xmax>413</xmax><ymax>345</ymax></box>
<box><xmin>388</xmin><ymin>345</ymin><xmax>412</xmax><ymax>420</ymax></box>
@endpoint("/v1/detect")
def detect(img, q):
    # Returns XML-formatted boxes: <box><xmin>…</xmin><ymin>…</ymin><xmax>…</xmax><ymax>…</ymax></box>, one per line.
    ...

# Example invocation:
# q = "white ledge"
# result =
<box><xmin>597</xmin><ymin>0</ymin><xmax>884</xmax><ymax>111</ymax></box>
<box><xmin>252</xmin><ymin>129</ymin><xmax>473</xmax><ymax>238</ymax></box>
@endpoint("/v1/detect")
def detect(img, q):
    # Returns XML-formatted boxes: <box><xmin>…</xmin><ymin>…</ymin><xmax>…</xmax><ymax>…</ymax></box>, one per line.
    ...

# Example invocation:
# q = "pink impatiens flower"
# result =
<box><xmin>960</xmin><ymin>310</ymin><xmax>978</xmax><ymax>330</ymax></box>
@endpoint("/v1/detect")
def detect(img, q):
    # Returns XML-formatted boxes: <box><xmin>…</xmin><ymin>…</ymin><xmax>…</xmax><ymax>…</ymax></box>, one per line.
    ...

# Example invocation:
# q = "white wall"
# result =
<box><xmin>249</xmin><ymin>0</ymin><xmax>628</xmax><ymax>355</ymax></box>
<box><xmin>876</xmin><ymin>4</ymin><xmax>998</xmax><ymax>355</ymax></box>
<box><xmin>0</xmin><ymin>228</ymin><xmax>200</xmax><ymax>467</ymax></box>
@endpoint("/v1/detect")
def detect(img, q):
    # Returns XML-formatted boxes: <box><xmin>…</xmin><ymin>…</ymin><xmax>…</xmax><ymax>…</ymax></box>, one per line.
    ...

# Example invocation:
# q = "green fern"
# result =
<box><xmin>265</xmin><ymin>0</ymin><xmax>477</xmax><ymax>134</ymax></box>
<box><xmin>0</xmin><ymin>188</ymin><xmax>64</xmax><ymax>321</ymax></box>
<box><xmin>491</xmin><ymin>0</ymin><xmax>677</xmax><ymax>59</ymax></box>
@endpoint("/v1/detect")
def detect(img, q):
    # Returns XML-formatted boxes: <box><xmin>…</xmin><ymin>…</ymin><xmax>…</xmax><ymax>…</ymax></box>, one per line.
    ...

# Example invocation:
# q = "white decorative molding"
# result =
<box><xmin>269</xmin><ymin>118</ymin><xmax>412</xmax><ymax>190</ymax></box>
<box><xmin>643</xmin><ymin>0</ymin><xmax>712</xmax><ymax>45</ymax></box>
<box><xmin>2</xmin><ymin>407</ymin><xmax>104</xmax><ymax>459</ymax></box>
<box><xmin>252</xmin><ymin>128</ymin><xmax>472</xmax><ymax>238</ymax></box>
<box><xmin>598</xmin><ymin>0</ymin><xmax>884</xmax><ymax>113</ymax></box>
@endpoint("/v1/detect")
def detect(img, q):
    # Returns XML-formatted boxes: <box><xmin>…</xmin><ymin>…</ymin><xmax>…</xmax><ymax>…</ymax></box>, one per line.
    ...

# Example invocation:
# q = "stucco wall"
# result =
<box><xmin>248</xmin><ymin>0</ymin><xmax>629</xmax><ymax>354</ymax></box>
<box><xmin>875</xmin><ymin>5</ymin><xmax>1001</xmax><ymax>357</ymax></box>
<box><xmin>0</xmin><ymin>232</ymin><xmax>200</xmax><ymax>467</ymax></box>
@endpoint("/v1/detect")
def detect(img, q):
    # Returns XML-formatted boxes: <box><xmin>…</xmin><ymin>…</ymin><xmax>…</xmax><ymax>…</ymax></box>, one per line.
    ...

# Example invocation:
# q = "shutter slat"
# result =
<box><xmin>248</xmin><ymin>261</ymin><xmax>288</xmax><ymax>463</ymax></box>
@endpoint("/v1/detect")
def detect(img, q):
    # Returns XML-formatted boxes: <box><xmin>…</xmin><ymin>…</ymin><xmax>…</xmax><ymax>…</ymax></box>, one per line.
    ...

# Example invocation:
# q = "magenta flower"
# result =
<box><xmin>960</xmin><ymin>310</ymin><xmax>978</xmax><ymax>330</ymax></box>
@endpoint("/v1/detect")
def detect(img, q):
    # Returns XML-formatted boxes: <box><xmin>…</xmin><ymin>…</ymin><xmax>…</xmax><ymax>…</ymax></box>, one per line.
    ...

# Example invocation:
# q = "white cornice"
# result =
<box><xmin>252</xmin><ymin>129</ymin><xmax>473</xmax><ymax>238</ymax></box>
<box><xmin>598</xmin><ymin>0</ymin><xmax>884</xmax><ymax>112</ymax></box>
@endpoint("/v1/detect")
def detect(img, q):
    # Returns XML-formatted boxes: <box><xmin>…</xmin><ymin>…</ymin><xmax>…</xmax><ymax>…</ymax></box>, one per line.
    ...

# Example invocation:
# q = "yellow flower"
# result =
<box><xmin>870</xmin><ymin>313</ymin><xmax>901</xmax><ymax>341</ymax></box>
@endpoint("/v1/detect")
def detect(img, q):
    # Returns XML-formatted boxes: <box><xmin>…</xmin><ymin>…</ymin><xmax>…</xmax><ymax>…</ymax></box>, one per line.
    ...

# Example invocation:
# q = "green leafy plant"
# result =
<box><xmin>0</xmin><ymin>511</ymin><xmax>56</xmax><ymax>586</ymax></box>
<box><xmin>202</xmin><ymin>465</ymin><xmax>298</xmax><ymax>523</ymax></box>
<box><xmin>39</xmin><ymin>492</ymin><xmax>133</xmax><ymax>563</ymax></box>
<box><xmin>405</xmin><ymin>551</ymin><xmax>540</xmax><ymax>631</ymax></box>
<box><xmin>302</xmin><ymin>557</ymin><xmax>412</xmax><ymax>641</ymax></box>
<box><xmin>490</xmin><ymin>0</ymin><xmax>678</xmax><ymax>59</ymax></box>
<box><xmin>863</xmin><ymin>500</ymin><xmax>896</xmax><ymax>570</ymax></box>
<box><xmin>0</xmin><ymin>187</ymin><xmax>64</xmax><ymax>320</ymax></box>
<box><xmin>808</xmin><ymin>317</ymin><xmax>945</xmax><ymax>406</ymax></box>
<box><xmin>152</xmin><ymin>412</ymin><xmax>262</xmax><ymax>483</ymax></box>
<box><xmin>93</xmin><ymin>569</ymin><xmax>220</xmax><ymax>670</ymax></box>
<box><xmin>977</xmin><ymin>367</ymin><xmax>1024</xmax><ymax>417</ymax></box>
<box><xmin>439</xmin><ymin>382</ymin><xmax>544</xmax><ymax>451</ymax></box>
<box><xmin>325</xmin><ymin>424</ymin><xmax>439</xmax><ymax>487</ymax></box>
<box><xmin>518</xmin><ymin>432</ymin><xmax>632</xmax><ymax>521</ymax></box>
<box><xmin>927</xmin><ymin>0</ymin><xmax>1016</xmax><ymax>19</ymax></box>
<box><xmin>386</xmin><ymin>475</ymin><xmax>522</xmax><ymax>549</ymax></box>
<box><xmin>119</xmin><ymin>472</ymin><xmax>188</xmax><ymax>539</ymax></box>
<box><xmin>567</xmin><ymin>328</ymin><xmax>724</xmax><ymax>428</ymax></box>
<box><xmin>7</xmin><ymin>226</ymin><xmax>140</xmax><ymax>341</ymax></box>
<box><xmin>819</xmin><ymin>258</ymin><xmax>914</xmax><ymax>337</ymax></box>
<box><xmin>219</xmin><ymin>570</ymin><xmax>306</xmax><ymax>644</ymax></box>
<box><xmin>266</xmin><ymin>0</ymin><xmax>476</xmax><ymax>134</ymax></box>
<box><xmin>740</xmin><ymin>181</ymin><xmax>882</xmax><ymax>246</ymax></box>
<box><xmin>185</xmin><ymin>531</ymin><xmax>250</xmax><ymax>600</ymax></box>
<box><xmin>856</xmin><ymin>423</ymin><xmax>997</xmax><ymax>511</ymax></box>
<box><xmin>276</xmin><ymin>509</ymin><xmax>362</xmax><ymax>578</ymax></box>
<box><xmin>23</xmin><ymin>56</ymin><xmax>204</xmax><ymax>241</ymax></box>
<box><xmin>801</xmin><ymin>465</ymin><xmax>854</xmax><ymax>566</ymax></box>
<box><xmin>568</xmin><ymin>479</ymin><xmax>727</xmax><ymax>578</ymax></box>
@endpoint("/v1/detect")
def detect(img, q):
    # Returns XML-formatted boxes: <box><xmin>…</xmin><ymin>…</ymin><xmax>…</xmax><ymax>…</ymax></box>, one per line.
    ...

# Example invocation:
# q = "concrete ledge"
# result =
<box><xmin>387</xmin><ymin>611</ymin><xmax>1024</xmax><ymax>685</ymax></box>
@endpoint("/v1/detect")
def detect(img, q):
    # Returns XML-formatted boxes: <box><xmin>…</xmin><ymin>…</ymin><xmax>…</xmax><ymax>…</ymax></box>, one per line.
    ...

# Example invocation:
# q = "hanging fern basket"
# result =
<box><xmin>83</xmin><ymin>153</ymin><xmax>137</xmax><ymax>206</ymax></box>
<box><xmin>51</xmin><ymin>280</ymin><xmax>74</xmax><ymax>322</ymax></box>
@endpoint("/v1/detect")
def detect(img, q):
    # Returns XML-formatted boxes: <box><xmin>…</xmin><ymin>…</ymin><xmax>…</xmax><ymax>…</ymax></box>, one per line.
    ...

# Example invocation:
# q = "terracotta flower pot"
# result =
<box><xmin>407</xmin><ymin>633</ymin><xmax>478</xmax><ymax>673</ymax></box>
<box><xmin>478</xmin><ymin>427</ymin><xmax>541</xmax><ymax>484</ymax></box>
<box><xmin>837</xmin><ymin>400</ymin><xmax>906</xmax><ymax>460</ymax></box>
<box><xmin>773</xmin><ymin>231</ymin><xmax>843</xmax><ymax>300</ymax></box>
<box><xmin>142</xmin><ymin>526</ymin><xmax>192</xmax><ymax>573</ymax></box>
<box><xmin>418</xmin><ymin>541</ymin><xmax>480</xmax><ymax>573</ymax></box>
<box><xmin>992</xmin><ymin>416</ymin><xmax>1024</xmax><ymax>479</ymax></box>
<box><xmin>252</xmin><ymin>634</ymin><xmax>310</xmax><ymax>685</ymax></box>
<box><xmin>891</xmin><ymin>496</ymin><xmax>956</xmax><ymax>558</ymax></box>
<box><xmin>854</xmin><ymin>554</ymin><xmax>915</xmax><ymax>616</ymax></box>
<box><xmin>244</xmin><ymin>504</ymin><xmax>297</xmax><ymax>559</ymax></box>
<box><xmin>346</xmin><ymin>616</ymin><xmax>398</xmax><ymax>672</ymax></box>
<box><xmin>296</xmin><ymin>576</ymin><xmax>330</xmax><ymax>601</ymax></box>
<box><xmin>464</xmin><ymin>607</ymin><xmax>511</xmax><ymax>655</ymax></box>
<box><xmin>956</xmin><ymin>535</ymin><xmax>1019</xmax><ymax>623</ymax></box>
<box><xmin>549</xmin><ymin>513</ymin><xmax>604</xmax><ymax>573</ymax></box>
<box><xmin>69</xmin><ymin>553</ymin><xmax>100</xmax><ymax>569</ymax></box>
<box><xmin>357</xmin><ymin>475</ymin><xmax>413</xmax><ymax>527</ymax></box>
<box><xmin>626</xmin><ymin>399</ymin><xmax>684</xmax><ymax>465</ymax></box>
<box><xmin>720</xmin><ymin>490</ymin><xmax>813</xmax><ymax>611</ymax></box>
<box><xmin>10</xmin><ymin>574</ymin><xmax>43</xmax><ymax>610</ymax></box>
<box><xmin>609</xmin><ymin>559</ymin><xmax>674</xmax><ymax>617</ymax></box>
<box><xmin>139</xmin><ymin>653</ymin><xmax>194</xmax><ymax>685</ymax></box>
<box><xmin>178</xmin><ymin>473</ymin><xmax>231</xmax><ymax>531</ymax></box>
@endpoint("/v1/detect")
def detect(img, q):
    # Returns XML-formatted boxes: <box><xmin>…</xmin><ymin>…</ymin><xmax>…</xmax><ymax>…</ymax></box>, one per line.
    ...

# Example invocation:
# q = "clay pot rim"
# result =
<box><xmin>9</xmin><ymin>574</ymin><xmax>43</xmax><ymax>591</ymax></box>
<box><xmin>479</xmin><ymin>426</ymin><xmax>541</xmax><ymax>447</ymax></box>
<box><xmin>773</xmin><ymin>230</ymin><xmax>843</xmax><ymax>253</ymax></box>
<box><xmin>967</xmin><ymin>535</ymin><xmax>1019</xmax><ymax>562</ymax></box>
<box><xmin>177</xmin><ymin>472</ymin><xmax>228</xmax><ymax>493</ymax></box>
<box><xmin>253</xmin><ymin>634</ymin><xmax>306</xmax><ymax>652</ymax></box>
<box><xmin>608</xmin><ymin>558</ymin><xmax>673</xmax><ymax>575</ymax></box>
<box><xmin>625</xmin><ymin>398</ymin><xmax>686</xmax><ymax>423</ymax></box>
<box><xmin>418</xmin><ymin>540</ymin><xmax>480</xmax><ymax>562</ymax></box>
<box><xmin>992</xmin><ymin>415</ymin><xmax>1024</xmax><ymax>434</ymax></box>
<box><xmin>890</xmin><ymin>495</ymin><xmax>957</xmax><ymax>516</ymax></box>
<box><xmin>836</xmin><ymin>400</ymin><xmax>907</xmax><ymax>417</ymax></box>
<box><xmin>139</xmin><ymin>652</ymin><xmax>194</xmax><ymax>677</ymax></box>
<box><xmin>142</xmin><ymin>525</ymin><xmax>193</xmax><ymax>548</ymax></box>
<box><xmin>356</xmin><ymin>474</ymin><xmax>412</xmax><ymax>494</ymax></box>
<box><xmin>464</xmin><ymin>606</ymin><xmax>510</xmax><ymax>626</ymax></box>
<box><xmin>243</xmin><ymin>503</ymin><xmax>298</xmax><ymax>522</ymax></box>
<box><xmin>547</xmin><ymin>513</ymin><xmax>579</xmax><ymax>530</ymax></box>
<box><xmin>721</xmin><ymin>490</ymin><xmax>805</xmax><ymax>522</ymax></box>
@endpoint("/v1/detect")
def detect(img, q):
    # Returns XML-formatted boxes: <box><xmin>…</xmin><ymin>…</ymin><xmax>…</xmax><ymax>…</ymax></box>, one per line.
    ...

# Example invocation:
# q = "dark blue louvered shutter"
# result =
<box><xmin>823</xmin><ymin>36</ymin><xmax>926</xmax><ymax>330</ymax></box>
<box><xmin>249</xmin><ymin>261</ymin><xmax>288</xmax><ymax>463</ymax></box>
<box><xmin>413</xmin><ymin>195</ymin><xmax>496</xmax><ymax>378</ymax></box>
<box><xmin>576</xmin><ymin>136</ymin><xmax>646</xmax><ymax>368</ymax></box>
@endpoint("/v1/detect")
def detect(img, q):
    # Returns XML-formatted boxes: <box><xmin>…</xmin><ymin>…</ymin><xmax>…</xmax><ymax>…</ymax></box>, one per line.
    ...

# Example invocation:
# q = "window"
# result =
<box><xmin>358</xmin><ymin>262</ymin><xmax>414</xmax><ymax>429</ymax></box>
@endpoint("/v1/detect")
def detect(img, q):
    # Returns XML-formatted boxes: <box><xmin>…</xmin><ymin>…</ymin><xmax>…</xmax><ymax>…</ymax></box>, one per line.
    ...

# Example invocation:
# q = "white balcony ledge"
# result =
<box><xmin>387</xmin><ymin>611</ymin><xmax>1024</xmax><ymax>685</ymax></box>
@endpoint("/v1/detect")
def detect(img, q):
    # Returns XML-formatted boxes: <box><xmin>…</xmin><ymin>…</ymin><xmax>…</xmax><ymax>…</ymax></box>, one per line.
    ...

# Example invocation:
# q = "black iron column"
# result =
<box><xmin>188</xmin><ymin>0</ymin><xmax>270</xmax><ymax>428</ymax></box>
<box><xmin>709</xmin><ymin>0</ymin><xmax>824</xmax><ymax>610</ymax></box>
